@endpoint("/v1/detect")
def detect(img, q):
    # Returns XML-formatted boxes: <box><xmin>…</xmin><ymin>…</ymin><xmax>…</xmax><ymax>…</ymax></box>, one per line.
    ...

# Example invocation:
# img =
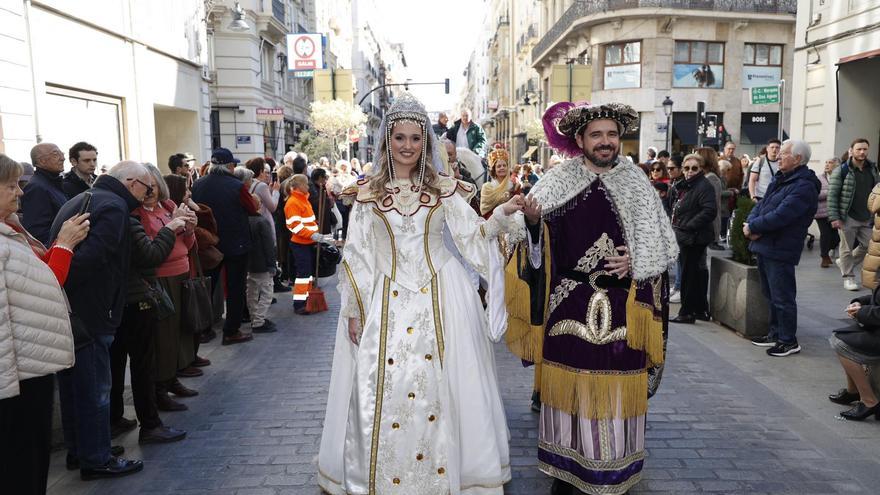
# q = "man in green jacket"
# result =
<box><xmin>445</xmin><ymin>108</ymin><xmax>487</xmax><ymax>157</ymax></box>
<box><xmin>827</xmin><ymin>138</ymin><xmax>878</xmax><ymax>291</ymax></box>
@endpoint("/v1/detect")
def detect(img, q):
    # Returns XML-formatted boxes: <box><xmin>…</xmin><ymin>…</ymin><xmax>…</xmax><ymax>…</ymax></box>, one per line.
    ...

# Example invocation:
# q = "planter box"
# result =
<box><xmin>709</xmin><ymin>256</ymin><xmax>769</xmax><ymax>338</ymax></box>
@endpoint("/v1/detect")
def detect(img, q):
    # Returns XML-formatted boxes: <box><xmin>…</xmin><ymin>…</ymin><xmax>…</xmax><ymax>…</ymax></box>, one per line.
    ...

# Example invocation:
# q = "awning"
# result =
<box><xmin>838</xmin><ymin>48</ymin><xmax>880</xmax><ymax>65</ymax></box>
<box><xmin>521</xmin><ymin>146</ymin><xmax>538</xmax><ymax>159</ymax></box>
<box><xmin>740</xmin><ymin>113</ymin><xmax>788</xmax><ymax>145</ymax></box>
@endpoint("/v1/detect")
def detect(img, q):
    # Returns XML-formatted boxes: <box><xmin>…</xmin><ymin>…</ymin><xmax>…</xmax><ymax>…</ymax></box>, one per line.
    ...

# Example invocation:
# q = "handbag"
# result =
<box><xmin>317</xmin><ymin>243</ymin><xmax>341</xmax><ymax>278</ymax></box>
<box><xmin>147</xmin><ymin>279</ymin><xmax>176</xmax><ymax>321</ymax></box>
<box><xmin>182</xmin><ymin>247</ymin><xmax>213</xmax><ymax>331</ymax></box>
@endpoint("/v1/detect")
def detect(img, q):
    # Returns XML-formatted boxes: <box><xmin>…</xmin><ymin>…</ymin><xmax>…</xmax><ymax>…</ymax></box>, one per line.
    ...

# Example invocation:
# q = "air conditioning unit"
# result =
<box><xmin>202</xmin><ymin>66</ymin><xmax>216</xmax><ymax>82</ymax></box>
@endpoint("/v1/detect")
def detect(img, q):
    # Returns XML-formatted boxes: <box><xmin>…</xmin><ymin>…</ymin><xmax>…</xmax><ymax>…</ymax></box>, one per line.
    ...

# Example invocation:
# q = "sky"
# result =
<box><xmin>374</xmin><ymin>0</ymin><xmax>487</xmax><ymax>113</ymax></box>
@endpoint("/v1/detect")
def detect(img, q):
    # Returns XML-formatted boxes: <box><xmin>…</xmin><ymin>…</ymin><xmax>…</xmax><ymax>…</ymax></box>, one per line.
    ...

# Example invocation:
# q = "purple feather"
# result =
<box><xmin>542</xmin><ymin>101</ymin><xmax>585</xmax><ymax>158</ymax></box>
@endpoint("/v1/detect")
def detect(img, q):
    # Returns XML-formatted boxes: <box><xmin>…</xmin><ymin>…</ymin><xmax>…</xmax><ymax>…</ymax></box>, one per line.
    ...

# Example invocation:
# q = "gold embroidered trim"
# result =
<box><xmin>342</xmin><ymin>260</ymin><xmax>365</xmax><ymax>327</ymax></box>
<box><xmin>541</xmin><ymin>359</ymin><xmax>644</xmax><ymax>376</ymax></box>
<box><xmin>368</xmin><ymin>278</ymin><xmax>392</xmax><ymax>494</ymax></box>
<box><xmin>423</xmin><ymin>203</ymin><xmax>441</xmax><ymax>278</ymax></box>
<box><xmin>599</xmin><ymin>419</ymin><xmax>611</xmax><ymax>461</ymax></box>
<box><xmin>538</xmin><ymin>461</ymin><xmax>642</xmax><ymax>495</ymax></box>
<box><xmin>548</xmin><ymin>278</ymin><xmax>581</xmax><ymax>315</ymax></box>
<box><xmin>549</xmin><ymin>319</ymin><xmax>627</xmax><ymax>345</ymax></box>
<box><xmin>540</xmin><ymin>361</ymin><xmax>648</xmax><ymax>419</ymax></box>
<box><xmin>430</xmin><ymin>277</ymin><xmax>445</xmax><ymax>367</ymax></box>
<box><xmin>538</xmin><ymin>442</ymin><xmax>645</xmax><ymax>471</ymax></box>
<box><xmin>373</xmin><ymin>208</ymin><xmax>397</xmax><ymax>281</ymax></box>
<box><xmin>624</xmin><ymin>279</ymin><xmax>665</xmax><ymax>368</ymax></box>
<box><xmin>574</xmin><ymin>232</ymin><xmax>617</xmax><ymax>273</ymax></box>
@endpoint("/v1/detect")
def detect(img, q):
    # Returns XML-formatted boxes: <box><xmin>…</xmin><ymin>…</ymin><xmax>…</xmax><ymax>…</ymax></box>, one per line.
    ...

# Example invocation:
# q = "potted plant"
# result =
<box><xmin>709</xmin><ymin>196</ymin><xmax>770</xmax><ymax>338</ymax></box>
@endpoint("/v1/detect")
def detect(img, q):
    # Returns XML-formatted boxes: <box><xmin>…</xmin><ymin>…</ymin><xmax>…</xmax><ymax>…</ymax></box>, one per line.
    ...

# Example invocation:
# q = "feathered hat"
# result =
<box><xmin>542</xmin><ymin>101</ymin><xmax>639</xmax><ymax>157</ymax></box>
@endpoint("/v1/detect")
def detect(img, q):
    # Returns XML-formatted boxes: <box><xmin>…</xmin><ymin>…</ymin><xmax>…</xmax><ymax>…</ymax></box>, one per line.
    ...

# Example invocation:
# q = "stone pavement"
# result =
<box><xmin>47</xmin><ymin>248</ymin><xmax>880</xmax><ymax>494</ymax></box>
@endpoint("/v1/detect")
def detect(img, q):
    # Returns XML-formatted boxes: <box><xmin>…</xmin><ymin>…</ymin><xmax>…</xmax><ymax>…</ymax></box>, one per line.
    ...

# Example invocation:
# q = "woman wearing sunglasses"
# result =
<box><xmin>670</xmin><ymin>153</ymin><xmax>717</xmax><ymax>324</ymax></box>
<box><xmin>650</xmin><ymin>162</ymin><xmax>670</xmax><ymax>184</ymax></box>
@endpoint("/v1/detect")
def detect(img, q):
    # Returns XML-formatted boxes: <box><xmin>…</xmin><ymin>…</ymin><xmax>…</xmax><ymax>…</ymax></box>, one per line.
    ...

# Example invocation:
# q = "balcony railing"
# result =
<box><xmin>532</xmin><ymin>0</ymin><xmax>797</xmax><ymax>62</ymax></box>
<box><xmin>272</xmin><ymin>0</ymin><xmax>285</xmax><ymax>24</ymax></box>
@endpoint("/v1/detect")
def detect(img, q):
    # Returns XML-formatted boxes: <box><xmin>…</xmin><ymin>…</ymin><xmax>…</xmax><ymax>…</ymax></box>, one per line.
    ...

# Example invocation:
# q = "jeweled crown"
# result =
<box><xmin>386</xmin><ymin>92</ymin><xmax>428</xmax><ymax>124</ymax></box>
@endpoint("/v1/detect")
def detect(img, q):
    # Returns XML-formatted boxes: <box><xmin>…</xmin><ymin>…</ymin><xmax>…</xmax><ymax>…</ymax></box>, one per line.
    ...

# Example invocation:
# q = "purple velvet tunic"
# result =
<box><xmin>537</xmin><ymin>180</ymin><xmax>659</xmax><ymax>495</ymax></box>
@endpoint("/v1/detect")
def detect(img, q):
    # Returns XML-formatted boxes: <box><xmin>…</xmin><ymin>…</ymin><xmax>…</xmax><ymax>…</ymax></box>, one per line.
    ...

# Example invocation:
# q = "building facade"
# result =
<box><xmin>790</xmin><ymin>0</ymin><xmax>880</xmax><ymax>167</ymax></box>
<box><xmin>532</xmin><ymin>0</ymin><xmax>797</xmax><ymax>159</ymax></box>
<box><xmin>0</xmin><ymin>0</ymin><xmax>211</xmax><ymax>171</ymax></box>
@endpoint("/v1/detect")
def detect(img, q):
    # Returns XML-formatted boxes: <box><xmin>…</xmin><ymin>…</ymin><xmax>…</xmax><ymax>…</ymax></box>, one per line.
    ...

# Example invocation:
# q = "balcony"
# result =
<box><xmin>532</xmin><ymin>0</ymin><xmax>797</xmax><ymax>63</ymax></box>
<box><xmin>272</xmin><ymin>0</ymin><xmax>285</xmax><ymax>24</ymax></box>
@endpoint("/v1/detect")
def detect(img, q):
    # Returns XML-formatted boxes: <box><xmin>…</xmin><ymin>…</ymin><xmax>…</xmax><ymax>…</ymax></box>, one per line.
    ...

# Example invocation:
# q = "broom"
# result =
<box><xmin>306</xmin><ymin>182</ymin><xmax>329</xmax><ymax>313</ymax></box>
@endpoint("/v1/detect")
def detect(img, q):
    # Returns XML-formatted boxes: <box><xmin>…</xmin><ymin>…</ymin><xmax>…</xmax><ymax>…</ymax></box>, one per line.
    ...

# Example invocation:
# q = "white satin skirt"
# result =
<box><xmin>317</xmin><ymin>259</ymin><xmax>511</xmax><ymax>495</ymax></box>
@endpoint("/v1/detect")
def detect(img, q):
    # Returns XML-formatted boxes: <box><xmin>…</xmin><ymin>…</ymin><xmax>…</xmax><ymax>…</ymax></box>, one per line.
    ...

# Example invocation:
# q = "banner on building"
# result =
<box><xmin>603</xmin><ymin>64</ymin><xmax>640</xmax><ymax>90</ymax></box>
<box><xmin>256</xmin><ymin>108</ymin><xmax>284</xmax><ymax>121</ymax></box>
<box><xmin>314</xmin><ymin>69</ymin><xmax>353</xmax><ymax>104</ymax></box>
<box><xmin>288</xmin><ymin>33</ymin><xmax>324</xmax><ymax>71</ymax></box>
<box><xmin>673</xmin><ymin>64</ymin><xmax>723</xmax><ymax>88</ymax></box>
<box><xmin>550</xmin><ymin>65</ymin><xmax>592</xmax><ymax>102</ymax></box>
<box><xmin>742</xmin><ymin>66</ymin><xmax>782</xmax><ymax>88</ymax></box>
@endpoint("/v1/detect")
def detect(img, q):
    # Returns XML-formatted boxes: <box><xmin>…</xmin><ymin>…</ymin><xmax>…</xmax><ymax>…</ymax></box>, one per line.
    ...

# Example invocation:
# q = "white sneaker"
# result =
<box><xmin>844</xmin><ymin>278</ymin><xmax>859</xmax><ymax>291</ymax></box>
<box><xmin>669</xmin><ymin>290</ymin><xmax>681</xmax><ymax>303</ymax></box>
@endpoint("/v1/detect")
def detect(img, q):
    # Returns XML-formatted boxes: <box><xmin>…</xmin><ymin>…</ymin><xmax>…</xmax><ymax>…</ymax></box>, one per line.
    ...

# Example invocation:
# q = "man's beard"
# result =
<box><xmin>584</xmin><ymin>145</ymin><xmax>619</xmax><ymax>168</ymax></box>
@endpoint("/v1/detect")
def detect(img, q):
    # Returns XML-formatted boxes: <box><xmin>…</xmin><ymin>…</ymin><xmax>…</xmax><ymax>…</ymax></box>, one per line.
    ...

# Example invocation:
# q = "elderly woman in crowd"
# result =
<box><xmin>0</xmin><ymin>153</ymin><xmax>90</xmax><ymax>494</ymax></box>
<box><xmin>245</xmin><ymin>157</ymin><xmax>280</xmax><ymax>245</ymax></box>
<box><xmin>696</xmin><ymin>147</ymin><xmax>724</xmax><ymax>249</ymax></box>
<box><xmin>133</xmin><ymin>165</ymin><xmax>198</xmax><ymax>412</ymax></box>
<box><xmin>816</xmin><ymin>157</ymin><xmax>841</xmax><ymax>268</ymax></box>
<box><xmin>830</xmin><ymin>285</ymin><xmax>880</xmax><ymax>421</ymax></box>
<box><xmin>670</xmin><ymin>153</ymin><xmax>718</xmax><ymax>324</ymax></box>
<box><xmin>330</xmin><ymin>160</ymin><xmax>357</xmax><ymax>238</ymax></box>
<box><xmin>480</xmin><ymin>147</ymin><xmax>520</xmax><ymax>218</ymax></box>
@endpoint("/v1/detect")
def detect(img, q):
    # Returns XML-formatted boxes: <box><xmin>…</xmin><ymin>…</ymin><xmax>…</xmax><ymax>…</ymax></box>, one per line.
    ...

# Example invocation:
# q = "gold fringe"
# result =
<box><xmin>504</xmin><ymin>225</ymin><xmax>552</xmax><ymax>365</ymax></box>
<box><xmin>625</xmin><ymin>282</ymin><xmax>665</xmax><ymax>368</ymax></box>
<box><xmin>540</xmin><ymin>362</ymin><xmax>648</xmax><ymax>419</ymax></box>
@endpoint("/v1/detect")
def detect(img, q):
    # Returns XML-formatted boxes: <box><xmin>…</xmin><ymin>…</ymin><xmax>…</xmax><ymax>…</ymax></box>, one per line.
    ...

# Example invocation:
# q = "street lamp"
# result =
<box><xmin>662</xmin><ymin>95</ymin><xmax>673</xmax><ymax>153</ymax></box>
<box><xmin>228</xmin><ymin>1</ymin><xmax>250</xmax><ymax>32</ymax></box>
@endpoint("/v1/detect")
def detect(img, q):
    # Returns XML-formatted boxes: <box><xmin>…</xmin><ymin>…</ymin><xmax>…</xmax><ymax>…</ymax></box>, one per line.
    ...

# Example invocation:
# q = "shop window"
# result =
<box><xmin>42</xmin><ymin>86</ymin><xmax>125</xmax><ymax>169</ymax></box>
<box><xmin>603</xmin><ymin>41</ymin><xmax>641</xmax><ymax>89</ymax></box>
<box><xmin>742</xmin><ymin>43</ymin><xmax>783</xmax><ymax>88</ymax></box>
<box><xmin>673</xmin><ymin>40</ymin><xmax>724</xmax><ymax>88</ymax></box>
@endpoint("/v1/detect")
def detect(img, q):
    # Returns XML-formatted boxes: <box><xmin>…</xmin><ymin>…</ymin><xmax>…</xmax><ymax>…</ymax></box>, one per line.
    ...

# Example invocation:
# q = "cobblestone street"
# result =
<box><xmin>47</xmin><ymin>252</ymin><xmax>880</xmax><ymax>494</ymax></box>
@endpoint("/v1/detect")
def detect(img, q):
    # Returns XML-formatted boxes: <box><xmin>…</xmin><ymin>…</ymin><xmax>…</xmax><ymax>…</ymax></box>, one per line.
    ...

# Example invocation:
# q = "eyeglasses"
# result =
<box><xmin>128</xmin><ymin>178</ymin><xmax>155</xmax><ymax>197</ymax></box>
<box><xmin>651</xmin><ymin>168</ymin><xmax>663</xmax><ymax>172</ymax></box>
<box><xmin>682</xmin><ymin>166</ymin><xmax>701</xmax><ymax>172</ymax></box>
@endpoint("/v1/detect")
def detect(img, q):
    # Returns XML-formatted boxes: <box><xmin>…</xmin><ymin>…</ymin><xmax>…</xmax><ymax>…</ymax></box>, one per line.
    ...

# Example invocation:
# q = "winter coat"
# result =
<box><xmin>248</xmin><ymin>216</ymin><xmax>276</xmax><ymax>274</ymax></box>
<box><xmin>191</xmin><ymin>167</ymin><xmax>258</xmax><ymax>257</ymax></box>
<box><xmin>134</xmin><ymin>200</ymin><xmax>194</xmax><ymax>278</ymax></box>
<box><xmin>62</xmin><ymin>171</ymin><xmax>95</xmax><ymax>200</ymax></box>
<box><xmin>444</xmin><ymin>119</ymin><xmax>487</xmax><ymax>156</ymax></box>
<box><xmin>815</xmin><ymin>171</ymin><xmax>830</xmax><ymax>220</ymax></box>
<box><xmin>861</xmin><ymin>184</ymin><xmax>880</xmax><ymax>289</ymax></box>
<box><xmin>124</xmin><ymin>215</ymin><xmax>177</xmax><ymax>305</ymax></box>
<box><xmin>20</xmin><ymin>167</ymin><xmax>69</xmax><ymax>246</ymax></box>
<box><xmin>194</xmin><ymin>203</ymin><xmax>222</xmax><ymax>270</ymax></box>
<box><xmin>671</xmin><ymin>173</ymin><xmax>717</xmax><ymax>247</ymax></box>
<box><xmin>0</xmin><ymin>221</ymin><xmax>74</xmax><ymax>400</ymax></box>
<box><xmin>827</xmin><ymin>158</ymin><xmax>880</xmax><ymax>223</ymax></box>
<box><xmin>49</xmin><ymin>175</ymin><xmax>141</xmax><ymax>335</ymax></box>
<box><xmin>747</xmin><ymin>165</ymin><xmax>821</xmax><ymax>265</ymax></box>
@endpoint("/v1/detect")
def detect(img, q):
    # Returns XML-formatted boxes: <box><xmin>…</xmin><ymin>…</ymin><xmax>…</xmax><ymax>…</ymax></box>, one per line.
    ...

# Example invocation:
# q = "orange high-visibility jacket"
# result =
<box><xmin>284</xmin><ymin>190</ymin><xmax>318</xmax><ymax>245</ymax></box>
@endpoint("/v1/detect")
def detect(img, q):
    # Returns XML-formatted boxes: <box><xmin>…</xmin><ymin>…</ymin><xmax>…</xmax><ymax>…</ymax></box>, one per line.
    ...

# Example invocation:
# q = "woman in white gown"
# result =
<box><xmin>317</xmin><ymin>93</ymin><xmax>523</xmax><ymax>495</ymax></box>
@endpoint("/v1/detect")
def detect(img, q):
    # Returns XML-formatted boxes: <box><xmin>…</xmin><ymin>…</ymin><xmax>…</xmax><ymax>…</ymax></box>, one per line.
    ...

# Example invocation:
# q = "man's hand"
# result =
<box><xmin>742</xmin><ymin>222</ymin><xmax>751</xmax><ymax>237</ymax></box>
<box><xmin>847</xmin><ymin>302</ymin><xmax>862</xmax><ymax>319</ymax></box>
<box><xmin>523</xmin><ymin>195</ymin><xmax>542</xmax><ymax>225</ymax></box>
<box><xmin>831</xmin><ymin>220</ymin><xmax>842</xmax><ymax>230</ymax></box>
<box><xmin>605</xmin><ymin>246</ymin><xmax>630</xmax><ymax>279</ymax></box>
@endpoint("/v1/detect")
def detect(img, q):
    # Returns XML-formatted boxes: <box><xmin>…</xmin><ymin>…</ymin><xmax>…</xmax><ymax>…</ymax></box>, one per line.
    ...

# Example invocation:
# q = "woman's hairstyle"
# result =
<box><xmin>245</xmin><ymin>157</ymin><xmax>266</xmax><ymax>179</ymax></box>
<box><xmin>164</xmin><ymin>174</ymin><xmax>187</xmax><ymax>204</ymax></box>
<box><xmin>695</xmin><ymin>147</ymin><xmax>720</xmax><ymax>176</ymax></box>
<box><xmin>368</xmin><ymin>120</ymin><xmax>441</xmax><ymax>197</ymax></box>
<box><xmin>0</xmin><ymin>153</ymin><xmax>23</xmax><ymax>183</ymax></box>
<box><xmin>144</xmin><ymin>163</ymin><xmax>170</xmax><ymax>201</ymax></box>
<box><xmin>682</xmin><ymin>153</ymin><xmax>705</xmax><ymax>171</ymax></box>
<box><xmin>283</xmin><ymin>174</ymin><xmax>309</xmax><ymax>195</ymax></box>
<box><xmin>233</xmin><ymin>166</ymin><xmax>255</xmax><ymax>186</ymax></box>
<box><xmin>650</xmin><ymin>161</ymin><xmax>669</xmax><ymax>180</ymax></box>
<box><xmin>277</xmin><ymin>164</ymin><xmax>294</xmax><ymax>183</ymax></box>
<box><xmin>489</xmin><ymin>155</ymin><xmax>509</xmax><ymax>179</ymax></box>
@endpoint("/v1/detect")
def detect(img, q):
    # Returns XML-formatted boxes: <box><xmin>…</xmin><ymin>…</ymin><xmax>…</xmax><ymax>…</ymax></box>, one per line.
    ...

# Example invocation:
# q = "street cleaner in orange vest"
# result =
<box><xmin>283</xmin><ymin>174</ymin><xmax>325</xmax><ymax>314</ymax></box>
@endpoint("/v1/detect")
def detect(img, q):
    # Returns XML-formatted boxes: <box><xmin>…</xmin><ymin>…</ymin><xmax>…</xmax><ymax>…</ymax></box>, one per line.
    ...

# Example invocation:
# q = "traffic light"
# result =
<box><xmin>444</xmin><ymin>78</ymin><xmax>450</xmax><ymax>94</ymax></box>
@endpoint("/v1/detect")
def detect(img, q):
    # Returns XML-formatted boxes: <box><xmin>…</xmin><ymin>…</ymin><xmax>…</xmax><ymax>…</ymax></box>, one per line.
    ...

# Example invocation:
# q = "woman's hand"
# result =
<box><xmin>55</xmin><ymin>213</ymin><xmax>90</xmax><ymax>250</ymax></box>
<box><xmin>523</xmin><ymin>195</ymin><xmax>542</xmax><ymax>225</ymax></box>
<box><xmin>846</xmin><ymin>302</ymin><xmax>862</xmax><ymax>319</ymax></box>
<box><xmin>183</xmin><ymin>190</ymin><xmax>201</xmax><ymax>211</ymax></box>
<box><xmin>348</xmin><ymin>318</ymin><xmax>361</xmax><ymax>345</ymax></box>
<box><xmin>605</xmin><ymin>246</ymin><xmax>631</xmax><ymax>279</ymax></box>
<box><xmin>500</xmin><ymin>195</ymin><xmax>524</xmax><ymax>216</ymax></box>
<box><xmin>272</xmin><ymin>180</ymin><xmax>281</xmax><ymax>192</ymax></box>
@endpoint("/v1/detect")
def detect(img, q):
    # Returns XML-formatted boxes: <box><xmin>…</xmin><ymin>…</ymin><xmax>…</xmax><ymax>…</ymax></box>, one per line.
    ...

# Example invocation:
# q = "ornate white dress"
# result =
<box><xmin>318</xmin><ymin>176</ymin><xmax>515</xmax><ymax>495</ymax></box>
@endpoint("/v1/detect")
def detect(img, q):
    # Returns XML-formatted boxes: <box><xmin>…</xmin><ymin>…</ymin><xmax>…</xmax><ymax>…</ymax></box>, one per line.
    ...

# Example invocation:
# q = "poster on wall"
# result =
<box><xmin>742</xmin><ymin>66</ymin><xmax>782</xmax><ymax>88</ymax></box>
<box><xmin>604</xmin><ymin>64</ymin><xmax>641</xmax><ymax>89</ymax></box>
<box><xmin>673</xmin><ymin>64</ymin><xmax>724</xmax><ymax>88</ymax></box>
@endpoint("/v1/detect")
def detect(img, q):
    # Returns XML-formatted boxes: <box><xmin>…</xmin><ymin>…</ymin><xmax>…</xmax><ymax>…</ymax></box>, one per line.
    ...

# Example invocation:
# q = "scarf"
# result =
<box><xmin>480</xmin><ymin>177</ymin><xmax>511</xmax><ymax>216</ymax></box>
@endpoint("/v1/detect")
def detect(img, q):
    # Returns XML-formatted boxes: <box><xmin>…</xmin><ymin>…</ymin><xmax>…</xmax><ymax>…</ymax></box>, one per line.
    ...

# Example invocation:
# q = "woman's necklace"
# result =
<box><xmin>389</xmin><ymin>162</ymin><xmax>426</xmax><ymax>232</ymax></box>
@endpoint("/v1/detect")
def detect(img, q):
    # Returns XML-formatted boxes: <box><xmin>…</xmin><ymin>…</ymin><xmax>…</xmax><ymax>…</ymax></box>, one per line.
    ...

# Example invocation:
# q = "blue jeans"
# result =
<box><xmin>57</xmin><ymin>333</ymin><xmax>115</xmax><ymax>469</ymax></box>
<box><xmin>756</xmin><ymin>255</ymin><xmax>798</xmax><ymax>344</ymax></box>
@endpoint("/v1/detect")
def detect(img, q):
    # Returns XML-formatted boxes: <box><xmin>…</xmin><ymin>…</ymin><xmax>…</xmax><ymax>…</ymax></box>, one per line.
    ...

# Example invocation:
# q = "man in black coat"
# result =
<box><xmin>21</xmin><ymin>143</ymin><xmax>69</xmax><ymax>245</ymax></box>
<box><xmin>670</xmin><ymin>154</ymin><xmax>717</xmax><ymax>324</ymax></box>
<box><xmin>50</xmin><ymin>160</ymin><xmax>152</xmax><ymax>480</ymax></box>
<box><xmin>62</xmin><ymin>141</ymin><xmax>98</xmax><ymax>199</ymax></box>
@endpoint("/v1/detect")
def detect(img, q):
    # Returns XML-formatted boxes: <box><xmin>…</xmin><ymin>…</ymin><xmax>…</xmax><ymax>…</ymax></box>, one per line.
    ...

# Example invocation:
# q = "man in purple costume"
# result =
<box><xmin>515</xmin><ymin>102</ymin><xmax>678</xmax><ymax>495</ymax></box>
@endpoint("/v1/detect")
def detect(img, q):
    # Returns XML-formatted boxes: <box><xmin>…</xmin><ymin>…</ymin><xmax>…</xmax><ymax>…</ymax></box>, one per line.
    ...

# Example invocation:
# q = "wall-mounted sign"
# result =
<box><xmin>256</xmin><ymin>107</ymin><xmax>284</xmax><ymax>121</ymax></box>
<box><xmin>750</xmin><ymin>86</ymin><xmax>780</xmax><ymax>105</ymax></box>
<box><xmin>236</xmin><ymin>136</ymin><xmax>251</xmax><ymax>145</ymax></box>
<box><xmin>604</xmin><ymin>63</ymin><xmax>640</xmax><ymax>89</ymax></box>
<box><xmin>742</xmin><ymin>66</ymin><xmax>782</xmax><ymax>89</ymax></box>
<box><xmin>673</xmin><ymin>64</ymin><xmax>724</xmax><ymax>88</ymax></box>
<box><xmin>293</xmin><ymin>70</ymin><xmax>314</xmax><ymax>79</ymax></box>
<box><xmin>288</xmin><ymin>33</ymin><xmax>324</xmax><ymax>71</ymax></box>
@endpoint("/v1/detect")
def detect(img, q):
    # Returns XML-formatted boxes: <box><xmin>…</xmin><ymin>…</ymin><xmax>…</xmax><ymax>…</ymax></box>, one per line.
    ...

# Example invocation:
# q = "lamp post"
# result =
<box><xmin>662</xmin><ymin>95</ymin><xmax>673</xmax><ymax>153</ymax></box>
